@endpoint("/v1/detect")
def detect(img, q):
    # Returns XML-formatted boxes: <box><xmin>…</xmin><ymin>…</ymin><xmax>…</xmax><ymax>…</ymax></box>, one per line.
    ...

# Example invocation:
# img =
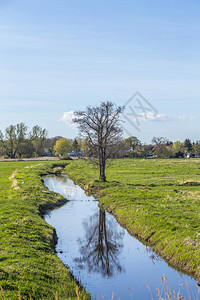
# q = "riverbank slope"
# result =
<box><xmin>0</xmin><ymin>161</ymin><xmax>90</xmax><ymax>299</ymax></box>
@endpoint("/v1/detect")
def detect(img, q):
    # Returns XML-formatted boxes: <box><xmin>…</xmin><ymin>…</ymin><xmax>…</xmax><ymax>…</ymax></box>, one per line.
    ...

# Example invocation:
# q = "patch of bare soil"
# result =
<box><xmin>0</xmin><ymin>157</ymin><xmax>60</xmax><ymax>162</ymax></box>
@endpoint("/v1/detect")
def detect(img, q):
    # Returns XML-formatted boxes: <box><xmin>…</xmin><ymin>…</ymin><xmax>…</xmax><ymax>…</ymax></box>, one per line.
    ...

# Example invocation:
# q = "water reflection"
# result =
<box><xmin>43</xmin><ymin>175</ymin><xmax>81</xmax><ymax>200</ymax></box>
<box><xmin>75</xmin><ymin>208</ymin><xmax>124</xmax><ymax>277</ymax></box>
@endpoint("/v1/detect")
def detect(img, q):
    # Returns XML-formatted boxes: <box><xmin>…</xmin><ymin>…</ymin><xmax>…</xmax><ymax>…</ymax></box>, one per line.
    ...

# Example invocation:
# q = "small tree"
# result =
<box><xmin>153</xmin><ymin>144</ymin><xmax>174</xmax><ymax>158</ymax></box>
<box><xmin>134</xmin><ymin>144</ymin><xmax>152</xmax><ymax>158</ymax></box>
<box><xmin>71</xmin><ymin>139</ymin><xmax>80</xmax><ymax>152</ymax></box>
<box><xmin>74</xmin><ymin>101</ymin><xmax>124</xmax><ymax>182</ymax></box>
<box><xmin>124</xmin><ymin>136</ymin><xmax>141</xmax><ymax>157</ymax></box>
<box><xmin>125</xmin><ymin>136</ymin><xmax>140</xmax><ymax>148</ymax></box>
<box><xmin>53</xmin><ymin>138</ymin><xmax>71</xmax><ymax>157</ymax></box>
<box><xmin>81</xmin><ymin>137</ymin><xmax>94</xmax><ymax>157</ymax></box>
<box><xmin>184</xmin><ymin>138</ymin><xmax>192</xmax><ymax>152</ymax></box>
<box><xmin>173</xmin><ymin>141</ymin><xmax>185</xmax><ymax>157</ymax></box>
<box><xmin>44</xmin><ymin>136</ymin><xmax>63</xmax><ymax>153</ymax></box>
<box><xmin>192</xmin><ymin>141</ymin><xmax>200</xmax><ymax>157</ymax></box>
<box><xmin>31</xmin><ymin>125</ymin><xmax>48</xmax><ymax>157</ymax></box>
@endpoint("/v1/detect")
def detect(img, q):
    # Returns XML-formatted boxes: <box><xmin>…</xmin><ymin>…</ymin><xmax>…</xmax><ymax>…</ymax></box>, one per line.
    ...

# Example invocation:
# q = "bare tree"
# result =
<box><xmin>31</xmin><ymin>125</ymin><xmax>48</xmax><ymax>157</ymax></box>
<box><xmin>44</xmin><ymin>136</ymin><xmax>63</xmax><ymax>153</ymax></box>
<box><xmin>74</xmin><ymin>101</ymin><xmax>124</xmax><ymax>181</ymax></box>
<box><xmin>5</xmin><ymin>123</ymin><xmax>28</xmax><ymax>158</ymax></box>
<box><xmin>151</xmin><ymin>137</ymin><xmax>172</xmax><ymax>146</ymax></box>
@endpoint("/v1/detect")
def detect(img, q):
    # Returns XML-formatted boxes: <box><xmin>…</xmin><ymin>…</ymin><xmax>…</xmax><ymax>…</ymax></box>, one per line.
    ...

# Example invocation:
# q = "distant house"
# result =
<box><xmin>186</xmin><ymin>153</ymin><xmax>195</xmax><ymax>158</ymax></box>
<box><xmin>41</xmin><ymin>152</ymin><xmax>54</xmax><ymax>157</ymax></box>
<box><xmin>68</xmin><ymin>151</ymin><xmax>83</xmax><ymax>157</ymax></box>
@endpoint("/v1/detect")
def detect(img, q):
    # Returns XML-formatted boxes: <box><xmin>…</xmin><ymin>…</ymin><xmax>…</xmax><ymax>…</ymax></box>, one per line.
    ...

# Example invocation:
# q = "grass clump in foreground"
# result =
<box><xmin>65</xmin><ymin>158</ymin><xmax>200</xmax><ymax>283</ymax></box>
<box><xmin>0</xmin><ymin>161</ymin><xmax>90</xmax><ymax>299</ymax></box>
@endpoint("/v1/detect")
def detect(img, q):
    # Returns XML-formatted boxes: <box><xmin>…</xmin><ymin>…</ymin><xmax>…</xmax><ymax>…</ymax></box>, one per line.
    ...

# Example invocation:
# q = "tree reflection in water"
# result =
<box><xmin>74</xmin><ymin>208</ymin><xmax>125</xmax><ymax>277</ymax></box>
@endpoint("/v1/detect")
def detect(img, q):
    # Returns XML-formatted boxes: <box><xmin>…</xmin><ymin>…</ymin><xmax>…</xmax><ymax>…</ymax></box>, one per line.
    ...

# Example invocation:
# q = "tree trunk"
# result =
<box><xmin>99</xmin><ymin>148</ymin><xmax>106</xmax><ymax>182</ymax></box>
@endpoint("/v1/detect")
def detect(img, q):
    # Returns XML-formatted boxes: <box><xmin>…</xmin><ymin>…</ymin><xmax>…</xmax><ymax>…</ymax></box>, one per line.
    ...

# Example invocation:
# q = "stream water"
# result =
<box><xmin>43</xmin><ymin>174</ymin><xmax>199</xmax><ymax>300</ymax></box>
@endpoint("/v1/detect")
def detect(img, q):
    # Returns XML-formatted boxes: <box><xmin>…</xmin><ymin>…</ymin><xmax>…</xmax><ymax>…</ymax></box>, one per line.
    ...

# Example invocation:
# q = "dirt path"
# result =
<box><xmin>0</xmin><ymin>157</ymin><xmax>60</xmax><ymax>162</ymax></box>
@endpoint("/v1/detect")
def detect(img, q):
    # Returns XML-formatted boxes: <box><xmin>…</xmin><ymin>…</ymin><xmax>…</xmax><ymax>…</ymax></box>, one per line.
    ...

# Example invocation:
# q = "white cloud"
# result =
<box><xmin>189</xmin><ymin>115</ymin><xmax>198</xmax><ymax>121</ymax></box>
<box><xmin>136</xmin><ymin>112</ymin><xmax>198</xmax><ymax>122</ymax></box>
<box><xmin>177</xmin><ymin>115</ymin><xmax>187</xmax><ymax>121</ymax></box>
<box><xmin>59</xmin><ymin>111</ymin><xmax>77</xmax><ymax>129</ymax></box>
<box><xmin>122</xmin><ymin>111</ymin><xmax>198</xmax><ymax>124</ymax></box>
<box><xmin>138</xmin><ymin>112</ymin><xmax>174</xmax><ymax>121</ymax></box>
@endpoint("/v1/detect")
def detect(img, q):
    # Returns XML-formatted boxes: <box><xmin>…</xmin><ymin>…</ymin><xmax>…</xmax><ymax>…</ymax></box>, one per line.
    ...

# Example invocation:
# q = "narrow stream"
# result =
<box><xmin>44</xmin><ymin>175</ymin><xmax>199</xmax><ymax>300</ymax></box>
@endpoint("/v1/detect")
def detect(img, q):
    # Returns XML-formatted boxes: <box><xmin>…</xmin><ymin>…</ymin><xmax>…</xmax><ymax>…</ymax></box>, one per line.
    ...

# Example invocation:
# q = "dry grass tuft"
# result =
<box><xmin>179</xmin><ymin>178</ymin><xmax>200</xmax><ymax>185</ymax></box>
<box><xmin>9</xmin><ymin>169</ymin><xmax>20</xmax><ymax>189</ymax></box>
<box><xmin>11</xmin><ymin>169</ymin><xmax>18</xmax><ymax>178</ymax></box>
<box><xmin>0</xmin><ymin>286</ymin><xmax>4</xmax><ymax>298</ymax></box>
<box><xmin>12</xmin><ymin>179</ymin><xmax>20</xmax><ymax>190</ymax></box>
<box><xmin>184</xmin><ymin>236</ymin><xmax>197</xmax><ymax>246</ymax></box>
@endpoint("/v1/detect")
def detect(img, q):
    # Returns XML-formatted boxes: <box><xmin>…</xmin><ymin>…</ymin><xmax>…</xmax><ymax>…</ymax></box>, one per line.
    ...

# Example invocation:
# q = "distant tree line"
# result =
<box><xmin>76</xmin><ymin>136</ymin><xmax>200</xmax><ymax>159</ymax></box>
<box><xmin>0</xmin><ymin>123</ymin><xmax>49</xmax><ymax>158</ymax></box>
<box><xmin>0</xmin><ymin>123</ymin><xmax>83</xmax><ymax>159</ymax></box>
<box><xmin>54</xmin><ymin>135</ymin><xmax>200</xmax><ymax>159</ymax></box>
<box><xmin>123</xmin><ymin>136</ymin><xmax>200</xmax><ymax>159</ymax></box>
<box><xmin>1</xmin><ymin>123</ymin><xmax>200</xmax><ymax>160</ymax></box>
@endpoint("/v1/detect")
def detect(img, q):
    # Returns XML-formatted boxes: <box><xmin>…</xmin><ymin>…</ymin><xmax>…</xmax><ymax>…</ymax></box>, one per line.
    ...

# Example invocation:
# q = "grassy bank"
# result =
<box><xmin>0</xmin><ymin>161</ymin><xmax>90</xmax><ymax>299</ymax></box>
<box><xmin>65</xmin><ymin>158</ymin><xmax>200</xmax><ymax>282</ymax></box>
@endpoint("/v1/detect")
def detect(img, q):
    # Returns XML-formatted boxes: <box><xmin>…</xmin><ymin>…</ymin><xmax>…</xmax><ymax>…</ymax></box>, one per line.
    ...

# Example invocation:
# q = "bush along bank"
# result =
<box><xmin>64</xmin><ymin>158</ymin><xmax>200</xmax><ymax>284</ymax></box>
<box><xmin>0</xmin><ymin>161</ymin><xmax>90</xmax><ymax>299</ymax></box>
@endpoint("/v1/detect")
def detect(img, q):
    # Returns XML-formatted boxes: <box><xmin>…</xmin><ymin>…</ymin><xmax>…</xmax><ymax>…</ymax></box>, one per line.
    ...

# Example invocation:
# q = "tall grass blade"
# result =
<box><xmin>111</xmin><ymin>291</ymin><xmax>114</xmax><ymax>300</ymax></box>
<box><xmin>18</xmin><ymin>290</ymin><xmax>21</xmax><ymax>300</ymax></box>
<box><xmin>76</xmin><ymin>286</ymin><xmax>80</xmax><ymax>300</ymax></box>
<box><xmin>166</xmin><ymin>291</ymin><xmax>171</xmax><ymax>300</ymax></box>
<box><xmin>146</xmin><ymin>282</ymin><xmax>153</xmax><ymax>300</ymax></box>
<box><xmin>55</xmin><ymin>290</ymin><xmax>58</xmax><ymax>300</ymax></box>
<box><xmin>164</xmin><ymin>275</ymin><xmax>169</xmax><ymax>284</ymax></box>
<box><xmin>127</xmin><ymin>286</ymin><xmax>133</xmax><ymax>300</ymax></box>
<box><xmin>184</xmin><ymin>280</ymin><xmax>192</xmax><ymax>300</ymax></box>
<box><xmin>161</xmin><ymin>277</ymin><xmax>164</xmax><ymax>285</ymax></box>
<box><xmin>178</xmin><ymin>272</ymin><xmax>183</xmax><ymax>278</ymax></box>
<box><xmin>156</xmin><ymin>287</ymin><xmax>161</xmax><ymax>300</ymax></box>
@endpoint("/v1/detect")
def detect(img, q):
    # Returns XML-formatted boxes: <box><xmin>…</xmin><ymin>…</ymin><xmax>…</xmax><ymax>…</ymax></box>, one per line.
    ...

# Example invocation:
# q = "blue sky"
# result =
<box><xmin>0</xmin><ymin>0</ymin><xmax>200</xmax><ymax>143</ymax></box>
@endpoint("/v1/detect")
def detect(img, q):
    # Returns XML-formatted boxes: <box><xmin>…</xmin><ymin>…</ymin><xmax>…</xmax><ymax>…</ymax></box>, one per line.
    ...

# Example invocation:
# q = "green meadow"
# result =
<box><xmin>0</xmin><ymin>158</ymin><xmax>200</xmax><ymax>299</ymax></box>
<box><xmin>0</xmin><ymin>161</ymin><xmax>90</xmax><ymax>299</ymax></box>
<box><xmin>65</xmin><ymin>158</ymin><xmax>200</xmax><ymax>282</ymax></box>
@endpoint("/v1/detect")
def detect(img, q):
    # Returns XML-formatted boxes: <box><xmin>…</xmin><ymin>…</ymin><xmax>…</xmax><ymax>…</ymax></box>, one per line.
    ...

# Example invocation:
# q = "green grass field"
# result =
<box><xmin>1</xmin><ymin>158</ymin><xmax>200</xmax><ymax>299</ymax></box>
<box><xmin>0</xmin><ymin>161</ymin><xmax>90</xmax><ymax>299</ymax></box>
<box><xmin>65</xmin><ymin>158</ymin><xmax>200</xmax><ymax>283</ymax></box>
